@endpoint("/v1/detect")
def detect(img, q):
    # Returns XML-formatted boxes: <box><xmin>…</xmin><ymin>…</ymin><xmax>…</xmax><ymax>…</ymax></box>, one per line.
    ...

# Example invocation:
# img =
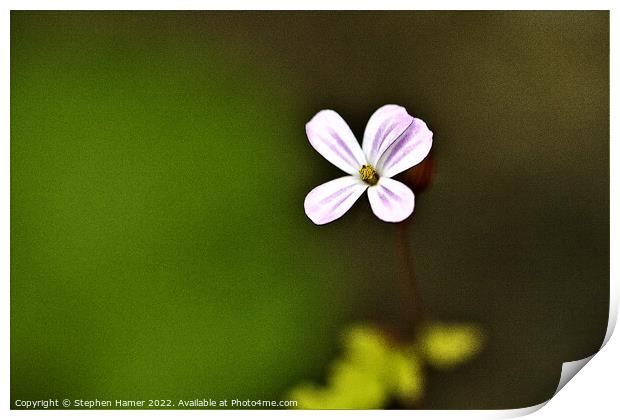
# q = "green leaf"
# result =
<box><xmin>287</xmin><ymin>325</ymin><xmax>424</xmax><ymax>409</ymax></box>
<box><xmin>416</xmin><ymin>323</ymin><xmax>484</xmax><ymax>370</ymax></box>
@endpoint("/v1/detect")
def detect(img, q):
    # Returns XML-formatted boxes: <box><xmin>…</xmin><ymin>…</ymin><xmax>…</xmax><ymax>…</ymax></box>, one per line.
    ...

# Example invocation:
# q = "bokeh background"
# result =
<box><xmin>11</xmin><ymin>11</ymin><xmax>609</xmax><ymax>409</ymax></box>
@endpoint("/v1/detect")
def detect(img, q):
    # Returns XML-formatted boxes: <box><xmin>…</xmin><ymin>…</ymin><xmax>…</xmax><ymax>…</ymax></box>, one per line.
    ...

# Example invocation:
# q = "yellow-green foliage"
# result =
<box><xmin>287</xmin><ymin>322</ymin><xmax>484</xmax><ymax>409</ymax></box>
<box><xmin>342</xmin><ymin>326</ymin><xmax>423</xmax><ymax>403</ymax></box>
<box><xmin>288</xmin><ymin>325</ymin><xmax>422</xmax><ymax>409</ymax></box>
<box><xmin>416</xmin><ymin>323</ymin><xmax>485</xmax><ymax>370</ymax></box>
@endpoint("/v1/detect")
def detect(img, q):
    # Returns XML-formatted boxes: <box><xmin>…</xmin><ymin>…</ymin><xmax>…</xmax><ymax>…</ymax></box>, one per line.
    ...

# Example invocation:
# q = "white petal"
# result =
<box><xmin>306</xmin><ymin>110</ymin><xmax>366</xmax><ymax>175</ymax></box>
<box><xmin>362</xmin><ymin>105</ymin><xmax>414</xmax><ymax>166</ymax></box>
<box><xmin>367</xmin><ymin>178</ymin><xmax>415</xmax><ymax>223</ymax></box>
<box><xmin>375</xmin><ymin>118</ymin><xmax>433</xmax><ymax>178</ymax></box>
<box><xmin>304</xmin><ymin>176</ymin><xmax>368</xmax><ymax>225</ymax></box>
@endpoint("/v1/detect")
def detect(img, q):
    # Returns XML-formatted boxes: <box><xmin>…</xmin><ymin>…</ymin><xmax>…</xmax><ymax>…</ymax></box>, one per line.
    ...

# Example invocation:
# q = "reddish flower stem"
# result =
<box><xmin>395</xmin><ymin>219</ymin><xmax>425</xmax><ymax>338</ymax></box>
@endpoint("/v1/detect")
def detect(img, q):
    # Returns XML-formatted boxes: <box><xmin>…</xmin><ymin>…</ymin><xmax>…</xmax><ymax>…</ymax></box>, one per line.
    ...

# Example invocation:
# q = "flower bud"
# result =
<box><xmin>400</xmin><ymin>151</ymin><xmax>435</xmax><ymax>194</ymax></box>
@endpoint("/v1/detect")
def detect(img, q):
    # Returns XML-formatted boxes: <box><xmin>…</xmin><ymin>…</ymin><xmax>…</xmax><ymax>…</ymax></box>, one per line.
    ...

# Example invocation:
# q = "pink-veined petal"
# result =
<box><xmin>362</xmin><ymin>105</ymin><xmax>415</xmax><ymax>166</ymax></box>
<box><xmin>304</xmin><ymin>176</ymin><xmax>368</xmax><ymax>225</ymax></box>
<box><xmin>367</xmin><ymin>178</ymin><xmax>415</xmax><ymax>223</ymax></box>
<box><xmin>375</xmin><ymin>118</ymin><xmax>433</xmax><ymax>178</ymax></box>
<box><xmin>306</xmin><ymin>110</ymin><xmax>366</xmax><ymax>175</ymax></box>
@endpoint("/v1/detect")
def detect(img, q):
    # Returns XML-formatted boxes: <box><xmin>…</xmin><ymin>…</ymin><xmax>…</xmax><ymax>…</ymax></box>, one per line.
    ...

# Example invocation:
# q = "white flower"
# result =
<box><xmin>304</xmin><ymin>105</ymin><xmax>433</xmax><ymax>224</ymax></box>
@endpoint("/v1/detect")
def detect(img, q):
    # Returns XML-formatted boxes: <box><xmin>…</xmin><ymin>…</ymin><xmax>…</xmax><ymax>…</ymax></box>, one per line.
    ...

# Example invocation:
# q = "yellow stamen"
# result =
<box><xmin>359</xmin><ymin>164</ymin><xmax>379</xmax><ymax>186</ymax></box>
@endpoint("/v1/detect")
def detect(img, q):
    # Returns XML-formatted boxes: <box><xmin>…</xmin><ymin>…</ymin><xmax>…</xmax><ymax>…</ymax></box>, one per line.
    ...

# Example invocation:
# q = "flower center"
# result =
<box><xmin>359</xmin><ymin>164</ymin><xmax>379</xmax><ymax>186</ymax></box>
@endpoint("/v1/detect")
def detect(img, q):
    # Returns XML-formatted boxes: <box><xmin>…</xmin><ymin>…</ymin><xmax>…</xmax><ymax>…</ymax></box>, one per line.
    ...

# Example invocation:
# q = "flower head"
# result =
<box><xmin>304</xmin><ymin>105</ymin><xmax>433</xmax><ymax>224</ymax></box>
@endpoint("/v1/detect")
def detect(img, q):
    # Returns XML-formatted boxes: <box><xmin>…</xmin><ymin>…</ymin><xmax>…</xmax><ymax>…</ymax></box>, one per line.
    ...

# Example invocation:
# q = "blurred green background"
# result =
<box><xmin>11</xmin><ymin>11</ymin><xmax>608</xmax><ymax>409</ymax></box>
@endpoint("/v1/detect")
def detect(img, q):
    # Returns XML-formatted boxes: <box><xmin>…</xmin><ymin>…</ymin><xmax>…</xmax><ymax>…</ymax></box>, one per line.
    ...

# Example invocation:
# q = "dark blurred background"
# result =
<box><xmin>11</xmin><ymin>11</ymin><xmax>609</xmax><ymax>409</ymax></box>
